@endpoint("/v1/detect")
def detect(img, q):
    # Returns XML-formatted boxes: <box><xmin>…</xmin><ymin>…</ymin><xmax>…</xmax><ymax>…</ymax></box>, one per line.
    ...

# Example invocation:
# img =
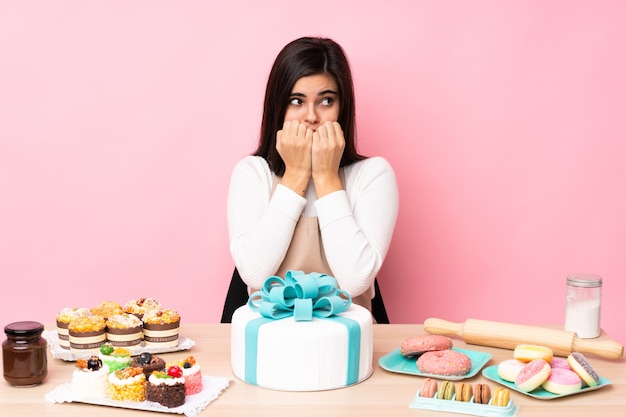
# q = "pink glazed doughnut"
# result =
<box><xmin>417</xmin><ymin>350</ymin><xmax>472</xmax><ymax>376</ymax></box>
<box><xmin>541</xmin><ymin>368</ymin><xmax>582</xmax><ymax>395</ymax></box>
<box><xmin>400</xmin><ymin>335</ymin><xmax>453</xmax><ymax>357</ymax></box>
<box><xmin>514</xmin><ymin>359</ymin><xmax>551</xmax><ymax>392</ymax></box>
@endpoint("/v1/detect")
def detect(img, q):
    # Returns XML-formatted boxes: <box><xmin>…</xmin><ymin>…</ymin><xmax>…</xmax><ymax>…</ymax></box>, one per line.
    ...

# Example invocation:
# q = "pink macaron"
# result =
<box><xmin>419</xmin><ymin>377</ymin><xmax>438</xmax><ymax>398</ymax></box>
<box><xmin>542</xmin><ymin>368</ymin><xmax>582</xmax><ymax>395</ymax></box>
<box><xmin>514</xmin><ymin>359</ymin><xmax>551</xmax><ymax>392</ymax></box>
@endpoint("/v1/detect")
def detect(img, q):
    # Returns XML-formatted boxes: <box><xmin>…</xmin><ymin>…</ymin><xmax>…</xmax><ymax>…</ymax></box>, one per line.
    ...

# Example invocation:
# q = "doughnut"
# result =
<box><xmin>514</xmin><ymin>359</ymin><xmax>551</xmax><ymax>392</ymax></box>
<box><xmin>567</xmin><ymin>352</ymin><xmax>600</xmax><ymax>387</ymax></box>
<box><xmin>549</xmin><ymin>357</ymin><xmax>571</xmax><ymax>370</ymax></box>
<box><xmin>473</xmin><ymin>383</ymin><xmax>491</xmax><ymax>404</ymax></box>
<box><xmin>541</xmin><ymin>368</ymin><xmax>582</xmax><ymax>395</ymax></box>
<box><xmin>513</xmin><ymin>344</ymin><xmax>553</xmax><ymax>363</ymax></box>
<box><xmin>497</xmin><ymin>359</ymin><xmax>526</xmax><ymax>382</ymax></box>
<box><xmin>492</xmin><ymin>387</ymin><xmax>510</xmax><ymax>407</ymax></box>
<box><xmin>419</xmin><ymin>377</ymin><xmax>438</xmax><ymax>398</ymax></box>
<box><xmin>400</xmin><ymin>335</ymin><xmax>453</xmax><ymax>357</ymax></box>
<box><xmin>417</xmin><ymin>350</ymin><xmax>472</xmax><ymax>376</ymax></box>
<box><xmin>436</xmin><ymin>381</ymin><xmax>455</xmax><ymax>400</ymax></box>
<box><xmin>455</xmin><ymin>382</ymin><xmax>473</xmax><ymax>402</ymax></box>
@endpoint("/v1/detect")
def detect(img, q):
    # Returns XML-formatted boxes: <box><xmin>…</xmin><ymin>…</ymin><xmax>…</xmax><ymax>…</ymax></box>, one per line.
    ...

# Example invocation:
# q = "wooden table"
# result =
<box><xmin>2</xmin><ymin>323</ymin><xmax>624</xmax><ymax>416</ymax></box>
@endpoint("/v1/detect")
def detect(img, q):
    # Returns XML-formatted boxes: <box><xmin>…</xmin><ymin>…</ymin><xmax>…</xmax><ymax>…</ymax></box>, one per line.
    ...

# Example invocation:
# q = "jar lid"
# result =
<box><xmin>567</xmin><ymin>274</ymin><xmax>603</xmax><ymax>288</ymax></box>
<box><xmin>4</xmin><ymin>321</ymin><xmax>44</xmax><ymax>337</ymax></box>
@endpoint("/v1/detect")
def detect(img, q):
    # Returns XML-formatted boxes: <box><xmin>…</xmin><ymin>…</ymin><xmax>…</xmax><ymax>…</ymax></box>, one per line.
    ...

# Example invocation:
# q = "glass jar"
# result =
<box><xmin>2</xmin><ymin>321</ymin><xmax>48</xmax><ymax>387</ymax></box>
<box><xmin>564</xmin><ymin>274</ymin><xmax>602</xmax><ymax>338</ymax></box>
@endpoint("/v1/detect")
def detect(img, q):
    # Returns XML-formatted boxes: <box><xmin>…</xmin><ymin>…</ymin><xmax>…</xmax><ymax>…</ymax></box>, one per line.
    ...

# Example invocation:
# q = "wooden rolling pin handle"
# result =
<box><xmin>423</xmin><ymin>318</ymin><xmax>464</xmax><ymax>338</ymax></box>
<box><xmin>573</xmin><ymin>336</ymin><xmax>624</xmax><ymax>360</ymax></box>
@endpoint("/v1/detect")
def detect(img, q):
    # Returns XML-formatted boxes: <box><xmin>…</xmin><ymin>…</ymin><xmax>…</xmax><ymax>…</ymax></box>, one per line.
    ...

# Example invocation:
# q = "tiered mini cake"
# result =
<box><xmin>231</xmin><ymin>271</ymin><xmax>373</xmax><ymax>391</ymax></box>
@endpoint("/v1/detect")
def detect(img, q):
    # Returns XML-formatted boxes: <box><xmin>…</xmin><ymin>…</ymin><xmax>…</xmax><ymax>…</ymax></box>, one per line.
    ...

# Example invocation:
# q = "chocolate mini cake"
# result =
<box><xmin>147</xmin><ymin>366</ymin><xmax>186</xmax><ymax>408</ymax></box>
<box><xmin>130</xmin><ymin>352</ymin><xmax>166</xmax><ymax>378</ymax></box>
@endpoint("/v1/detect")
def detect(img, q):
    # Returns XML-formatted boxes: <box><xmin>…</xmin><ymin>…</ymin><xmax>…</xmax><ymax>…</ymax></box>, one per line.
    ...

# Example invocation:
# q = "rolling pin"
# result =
<box><xmin>424</xmin><ymin>318</ymin><xmax>624</xmax><ymax>359</ymax></box>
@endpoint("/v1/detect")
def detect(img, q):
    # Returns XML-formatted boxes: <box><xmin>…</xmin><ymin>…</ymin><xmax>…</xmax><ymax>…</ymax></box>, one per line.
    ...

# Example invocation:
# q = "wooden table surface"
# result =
<box><xmin>2</xmin><ymin>323</ymin><xmax>624</xmax><ymax>416</ymax></box>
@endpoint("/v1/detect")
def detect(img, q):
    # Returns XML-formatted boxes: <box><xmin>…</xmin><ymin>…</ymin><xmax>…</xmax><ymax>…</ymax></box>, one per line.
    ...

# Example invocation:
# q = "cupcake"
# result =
<box><xmin>147</xmin><ymin>365</ymin><xmax>186</xmax><ymax>408</ymax></box>
<box><xmin>106</xmin><ymin>313</ymin><xmax>143</xmax><ymax>347</ymax></box>
<box><xmin>107</xmin><ymin>367</ymin><xmax>146</xmax><ymax>402</ymax></box>
<box><xmin>56</xmin><ymin>308</ymin><xmax>92</xmax><ymax>349</ymax></box>
<box><xmin>125</xmin><ymin>297</ymin><xmax>161</xmax><ymax>320</ymax></box>
<box><xmin>130</xmin><ymin>352</ymin><xmax>166</xmax><ymax>378</ymax></box>
<box><xmin>91</xmin><ymin>301</ymin><xmax>124</xmax><ymax>320</ymax></box>
<box><xmin>170</xmin><ymin>355</ymin><xmax>202</xmax><ymax>395</ymax></box>
<box><xmin>68</xmin><ymin>316</ymin><xmax>107</xmax><ymax>354</ymax></box>
<box><xmin>71</xmin><ymin>356</ymin><xmax>109</xmax><ymax>399</ymax></box>
<box><xmin>143</xmin><ymin>309</ymin><xmax>181</xmax><ymax>348</ymax></box>
<box><xmin>99</xmin><ymin>343</ymin><xmax>132</xmax><ymax>372</ymax></box>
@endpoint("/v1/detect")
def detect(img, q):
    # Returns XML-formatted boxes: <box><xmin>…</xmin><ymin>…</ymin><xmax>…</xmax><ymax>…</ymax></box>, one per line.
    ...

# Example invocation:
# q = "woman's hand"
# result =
<box><xmin>312</xmin><ymin>121</ymin><xmax>345</xmax><ymax>198</ymax></box>
<box><xmin>276</xmin><ymin>120</ymin><xmax>313</xmax><ymax>196</ymax></box>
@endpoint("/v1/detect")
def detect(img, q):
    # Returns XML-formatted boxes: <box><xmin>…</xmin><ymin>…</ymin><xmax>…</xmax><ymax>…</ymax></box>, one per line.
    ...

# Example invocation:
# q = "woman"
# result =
<box><xmin>222</xmin><ymin>37</ymin><xmax>398</xmax><ymax>323</ymax></box>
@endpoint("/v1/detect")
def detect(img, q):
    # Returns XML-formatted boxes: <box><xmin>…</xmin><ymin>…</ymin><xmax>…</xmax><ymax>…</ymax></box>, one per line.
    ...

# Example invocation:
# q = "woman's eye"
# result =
<box><xmin>321</xmin><ymin>97</ymin><xmax>334</xmax><ymax>106</ymax></box>
<box><xmin>289</xmin><ymin>98</ymin><xmax>302</xmax><ymax>105</ymax></box>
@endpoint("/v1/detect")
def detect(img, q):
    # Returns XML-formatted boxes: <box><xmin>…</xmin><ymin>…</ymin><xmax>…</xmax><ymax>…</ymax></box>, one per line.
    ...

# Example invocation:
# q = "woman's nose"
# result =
<box><xmin>304</xmin><ymin>104</ymin><xmax>318</xmax><ymax>126</ymax></box>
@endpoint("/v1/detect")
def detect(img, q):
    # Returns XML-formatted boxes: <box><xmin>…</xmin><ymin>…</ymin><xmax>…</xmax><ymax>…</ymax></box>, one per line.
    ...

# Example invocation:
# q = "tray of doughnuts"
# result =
<box><xmin>482</xmin><ymin>344</ymin><xmax>611</xmax><ymax>400</ymax></box>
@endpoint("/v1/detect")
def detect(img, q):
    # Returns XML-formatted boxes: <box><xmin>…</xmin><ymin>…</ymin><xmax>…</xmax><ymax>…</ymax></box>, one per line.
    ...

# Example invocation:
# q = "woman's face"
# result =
<box><xmin>284</xmin><ymin>73</ymin><xmax>340</xmax><ymax>131</ymax></box>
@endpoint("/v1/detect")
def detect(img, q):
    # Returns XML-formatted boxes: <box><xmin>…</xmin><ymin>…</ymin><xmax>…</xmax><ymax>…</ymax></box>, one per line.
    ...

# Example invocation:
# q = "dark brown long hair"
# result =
<box><xmin>254</xmin><ymin>37</ymin><xmax>365</xmax><ymax>176</ymax></box>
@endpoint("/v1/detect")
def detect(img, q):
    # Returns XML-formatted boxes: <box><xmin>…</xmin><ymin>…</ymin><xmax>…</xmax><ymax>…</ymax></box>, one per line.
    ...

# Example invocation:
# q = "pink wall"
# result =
<box><xmin>1</xmin><ymin>2</ymin><xmax>625</xmax><ymax>345</ymax></box>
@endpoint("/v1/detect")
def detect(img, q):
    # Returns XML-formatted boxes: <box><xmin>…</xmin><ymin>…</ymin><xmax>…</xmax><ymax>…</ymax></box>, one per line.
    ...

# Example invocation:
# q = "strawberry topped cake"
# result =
<box><xmin>147</xmin><ymin>365</ymin><xmax>186</xmax><ymax>408</ymax></box>
<box><xmin>170</xmin><ymin>355</ymin><xmax>202</xmax><ymax>395</ymax></box>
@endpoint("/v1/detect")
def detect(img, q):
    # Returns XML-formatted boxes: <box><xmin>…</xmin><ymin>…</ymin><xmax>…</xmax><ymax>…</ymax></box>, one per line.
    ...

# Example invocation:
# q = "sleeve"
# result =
<box><xmin>227</xmin><ymin>156</ymin><xmax>306</xmax><ymax>289</ymax></box>
<box><xmin>314</xmin><ymin>157</ymin><xmax>399</xmax><ymax>297</ymax></box>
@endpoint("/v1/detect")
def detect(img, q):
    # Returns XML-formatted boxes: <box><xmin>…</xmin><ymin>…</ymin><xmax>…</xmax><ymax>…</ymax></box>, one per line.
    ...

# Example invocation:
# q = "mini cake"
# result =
<box><xmin>143</xmin><ymin>309</ymin><xmax>181</xmax><ymax>348</ymax></box>
<box><xmin>170</xmin><ymin>355</ymin><xmax>202</xmax><ymax>395</ymax></box>
<box><xmin>107</xmin><ymin>367</ymin><xmax>147</xmax><ymax>402</ymax></box>
<box><xmin>147</xmin><ymin>365</ymin><xmax>186</xmax><ymax>408</ymax></box>
<box><xmin>56</xmin><ymin>308</ymin><xmax>92</xmax><ymax>349</ymax></box>
<box><xmin>71</xmin><ymin>356</ymin><xmax>109</xmax><ymax>399</ymax></box>
<box><xmin>106</xmin><ymin>313</ymin><xmax>143</xmax><ymax>347</ymax></box>
<box><xmin>130</xmin><ymin>352</ymin><xmax>166</xmax><ymax>378</ymax></box>
<box><xmin>68</xmin><ymin>316</ymin><xmax>107</xmax><ymax>354</ymax></box>
<box><xmin>99</xmin><ymin>343</ymin><xmax>132</xmax><ymax>372</ymax></box>
<box><xmin>91</xmin><ymin>301</ymin><xmax>124</xmax><ymax>320</ymax></box>
<box><xmin>125</xmin><ymin>297</ymin><xmax>161</xmax><ymax>320</ymax></box>
<box><xmin>231</xmin><ymin>271</ymin><xmax>374</xmax><ymax>391</ymax></box>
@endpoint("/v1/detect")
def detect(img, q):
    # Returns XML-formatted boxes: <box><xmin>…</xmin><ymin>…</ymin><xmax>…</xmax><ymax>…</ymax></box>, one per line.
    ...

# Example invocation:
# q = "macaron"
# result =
<box><xmin>473</xmin><ymin>383</ymin><xmax>491</xmax><ymax>404</ymax></box>
<box><xmin>419</xmin><ymin>377</ymin><xmax>438</xmax><ymax>398</ymax></box>
<box><xmin>542</xmin><ymin>368</ymin><xmax>582</xmax><ymax>395</ymax></box>
<box><xmin>400</xmin><ymin>335</ymin><xmax>453</xmax><ymax>357</ymax></box>
<box><xmin>492</xmin><ymin>387</ymin><xmax>510</xmax><ymax>407</ymax></box>
<box><xmin>567</xmin><ymin>352</ymin><xmax>600</xmax><ymax>387</ymax></box>
<box><xmin>513</xmin><ymin>344</ymin><xmax>554</xmax><ymax>363</ymax></box>
<box><xmin>455</xmin><ymin>382</ymin><xmax>473</xmax><ymax>402</ymax></box>
<box><xmin>436</xmin><ymin>380</ymin><xmax>455</xmax><ymax>400</ymax></box>
<box><xmin>514</xmin><ymin>359</ymin><xmax>551</xmax><ymax>392</ymax></box>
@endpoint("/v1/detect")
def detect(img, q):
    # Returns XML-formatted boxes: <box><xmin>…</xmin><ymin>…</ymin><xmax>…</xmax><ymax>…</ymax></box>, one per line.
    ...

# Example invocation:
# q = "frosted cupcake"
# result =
<box><xmin>99</xmin><ymin>343</ymin><xmax>132</xmax><ymax>372</ymax></box>
<box><xmin>68</xmin><ymin>316</ymin><xmax>107</xmax><ymax>354</ymax></box>
<box><xmin>56</xmin><ymin>308</ymin><xmax>92</xmax><ymax>349</ymax></box>
<box><xmin>143</xmin><ymin>309</ymin><xmax>181</xmax><ymax>348</ymax></box>
<box><xmin>147</xmin><ymin>366</ymin><xmax>186</xmax><ymax>408</ymax></box>
<box><xmin>125</xmin><ymin>297</ymin><xmax>161</xmax><ymax>320</ymax></box>
<box><xmin>71</xmin><ymin>356</ymin><xmax>109</xmax><ymax>399</ymax></box>
<box><xmin>106</xmin><ymin>313</ymin><xmax>143</xmax><ymax>347</ymax></box>
<box><xmin>107</xmin><ymin>367</ymin><xmax>146</xmax><ymax>402</ymax></box>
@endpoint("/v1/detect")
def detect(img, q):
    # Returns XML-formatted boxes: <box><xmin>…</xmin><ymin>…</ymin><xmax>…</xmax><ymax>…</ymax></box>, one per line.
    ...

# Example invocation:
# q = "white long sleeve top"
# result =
<box><xmin>227</xmin><ymin>155</ymin><xmax>399</xmax><ymax>298</ymax></box>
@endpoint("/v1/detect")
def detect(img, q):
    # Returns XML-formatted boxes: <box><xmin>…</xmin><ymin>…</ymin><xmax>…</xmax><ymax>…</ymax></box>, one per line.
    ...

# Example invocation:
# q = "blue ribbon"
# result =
<box><xmin>247</xmin><ymin>270</ymin><xmax>352</xmax><ymax>321</ymax></box>
<box><xmin>244</xmin><ymin>270</ymin><xmax>361</xmax><ymax>387</ymax></box>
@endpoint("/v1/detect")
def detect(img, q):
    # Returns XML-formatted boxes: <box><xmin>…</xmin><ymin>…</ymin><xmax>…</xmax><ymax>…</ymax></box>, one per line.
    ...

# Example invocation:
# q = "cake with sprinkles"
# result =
<box><xmin>106</xmin><ymin>367</ymin><xmax>146</xmax><ymax>402</ymax></box>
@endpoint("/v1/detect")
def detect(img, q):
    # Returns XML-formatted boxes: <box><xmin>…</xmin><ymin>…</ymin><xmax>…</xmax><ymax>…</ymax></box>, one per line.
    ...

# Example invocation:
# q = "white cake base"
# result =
<box><xmin>231</xmin><ymin>304</ymin><xmax>373</xmax><ymax>391</ymax></box>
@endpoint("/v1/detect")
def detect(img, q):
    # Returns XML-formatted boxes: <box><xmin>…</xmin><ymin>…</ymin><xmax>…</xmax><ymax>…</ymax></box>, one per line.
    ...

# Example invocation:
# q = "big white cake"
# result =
<box><xmin>231</xmin><ymin>303</ymin><xmax>373</xmax><ymax>391</ymax></box>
